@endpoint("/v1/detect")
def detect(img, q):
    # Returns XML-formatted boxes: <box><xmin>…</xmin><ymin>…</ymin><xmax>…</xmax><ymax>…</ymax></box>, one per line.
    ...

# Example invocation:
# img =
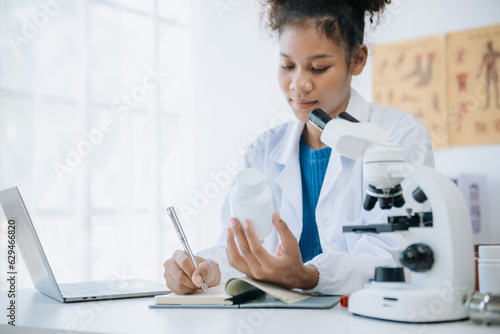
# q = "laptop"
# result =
<box><xmin>0</xmin><ymin>187</ymin><xmax>170</xmax><ymax>303</ymax></box>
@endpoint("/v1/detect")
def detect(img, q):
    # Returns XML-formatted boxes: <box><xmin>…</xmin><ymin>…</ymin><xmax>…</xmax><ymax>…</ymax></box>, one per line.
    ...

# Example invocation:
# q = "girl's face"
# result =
<box><xmin>278</xmin><ymin>24</ymin><xmax>366</xmax><ymax>124</ymax></box>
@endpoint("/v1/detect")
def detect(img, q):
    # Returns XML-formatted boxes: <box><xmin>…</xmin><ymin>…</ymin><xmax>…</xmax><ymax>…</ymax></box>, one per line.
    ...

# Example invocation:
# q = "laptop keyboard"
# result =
<box><xmin>59</xmin><ymin>279</ymin><xmax>160</xmax><ymax>297</ymax></box>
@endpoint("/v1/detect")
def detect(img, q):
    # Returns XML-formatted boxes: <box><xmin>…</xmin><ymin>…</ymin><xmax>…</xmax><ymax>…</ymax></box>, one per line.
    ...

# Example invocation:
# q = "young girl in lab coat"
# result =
<box><xmin>163</xmin><ymin>0</ymin><xmax>434</xmax><ymax>295</ymax></box>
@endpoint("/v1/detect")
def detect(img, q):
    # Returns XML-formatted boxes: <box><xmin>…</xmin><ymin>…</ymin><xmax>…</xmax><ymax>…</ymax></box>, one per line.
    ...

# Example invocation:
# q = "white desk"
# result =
<box><xmin>1</xmin><ymin>289</ymin><xmax>498</xmax><ymax>334</ymax></box>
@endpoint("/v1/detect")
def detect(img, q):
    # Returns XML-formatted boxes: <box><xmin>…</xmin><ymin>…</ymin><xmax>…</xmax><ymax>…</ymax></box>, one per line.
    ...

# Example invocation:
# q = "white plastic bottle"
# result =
<box><xmin>230</xmin><ymin>168</ymin><xmax>274</xmax><ymax>240</ymax></box>
<box><xmin>478</xmin><ymin>245</ymin><xmax>500</xmax><ymax>294</ymax></box>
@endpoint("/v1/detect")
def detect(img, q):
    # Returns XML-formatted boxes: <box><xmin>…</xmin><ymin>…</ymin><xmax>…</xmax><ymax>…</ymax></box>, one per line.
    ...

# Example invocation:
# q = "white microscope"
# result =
<box><xmin>309</xmin><ymin>109</ymin><xmax>475</xmax><ymax>323</ymax></box>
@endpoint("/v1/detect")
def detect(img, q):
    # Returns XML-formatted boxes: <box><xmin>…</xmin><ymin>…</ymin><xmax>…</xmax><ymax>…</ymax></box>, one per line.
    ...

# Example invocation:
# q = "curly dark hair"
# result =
<box><xmin>260</xmin><ymin>0</ymin><xmax>391</xmax><ymax>60</ymax></box>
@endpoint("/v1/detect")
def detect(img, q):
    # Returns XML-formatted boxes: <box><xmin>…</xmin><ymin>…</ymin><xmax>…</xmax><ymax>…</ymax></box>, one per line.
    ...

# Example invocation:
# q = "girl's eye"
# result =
<box><xmin>281</xmin><ymin>64</ymin><xmax>294</xmax><ymax>70</ymax></box>
<box><xmin>312</xmin><ymin>66</ymin><xmax>329</xmax><ymax>73</ymax></box>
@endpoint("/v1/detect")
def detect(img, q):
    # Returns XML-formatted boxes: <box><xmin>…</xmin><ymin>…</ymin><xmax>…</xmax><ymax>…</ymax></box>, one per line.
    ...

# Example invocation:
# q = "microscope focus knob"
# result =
<box><xmin>412</xmin><ymin>187</ymin><xmax>428</xmax><ymax>203</ymax></box>
<box><xmin>400</xmin><ymin>243</ymin><xmax>434</xmax><ymax>272</ymax></box>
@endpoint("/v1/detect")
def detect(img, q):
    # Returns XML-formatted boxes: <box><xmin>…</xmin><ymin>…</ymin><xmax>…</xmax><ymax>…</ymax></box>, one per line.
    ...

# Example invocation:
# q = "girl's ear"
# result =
<box><xmin>350</xmin><ymin>45</ymin><xmax>368</xmax><ymax>76</ymax></box>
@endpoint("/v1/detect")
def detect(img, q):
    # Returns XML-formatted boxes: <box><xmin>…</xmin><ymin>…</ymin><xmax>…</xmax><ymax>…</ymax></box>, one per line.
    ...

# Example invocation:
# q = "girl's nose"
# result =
<box><xmin>289</xmin><ymin>72</ymin><xmax>313</xmax><ymax>92</ymax></box>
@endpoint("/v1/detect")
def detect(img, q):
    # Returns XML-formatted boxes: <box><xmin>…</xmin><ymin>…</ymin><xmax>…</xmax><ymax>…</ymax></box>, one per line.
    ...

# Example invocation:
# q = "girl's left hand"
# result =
<box><xmin>226</xmin><ymin>211</ymin><xmax>319</xmax><ymax>290</ymax></box>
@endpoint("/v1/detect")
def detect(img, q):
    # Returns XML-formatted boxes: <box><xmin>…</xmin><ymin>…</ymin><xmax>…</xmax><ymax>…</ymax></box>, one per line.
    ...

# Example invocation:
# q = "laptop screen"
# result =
<box><xmin>0</xmin><ymin>187</ymin><xmax>64</xmax><ymax>302</ymax></box>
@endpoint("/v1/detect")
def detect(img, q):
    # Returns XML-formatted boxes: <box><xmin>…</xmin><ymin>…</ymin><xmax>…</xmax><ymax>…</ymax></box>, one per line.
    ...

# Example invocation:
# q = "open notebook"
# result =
<box><xmin>150</xmin><ymin>276</ymin><xmax>340</xmax><ymax>309</ymax></box>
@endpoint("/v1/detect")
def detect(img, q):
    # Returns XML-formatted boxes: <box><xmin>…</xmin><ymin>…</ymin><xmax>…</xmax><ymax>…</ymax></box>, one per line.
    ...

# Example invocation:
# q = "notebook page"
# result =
<box><xmin>154</xmin><ymin>284</ymin><xmax>232</xmax><ymax>305</ymax></box>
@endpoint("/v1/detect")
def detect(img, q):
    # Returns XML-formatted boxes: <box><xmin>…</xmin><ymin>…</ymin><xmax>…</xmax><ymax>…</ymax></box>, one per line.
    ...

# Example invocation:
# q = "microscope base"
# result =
<box><xmin>348</xmin><ymin>285</ymin><xmax>472</xmax><ymax>323</ymax></box>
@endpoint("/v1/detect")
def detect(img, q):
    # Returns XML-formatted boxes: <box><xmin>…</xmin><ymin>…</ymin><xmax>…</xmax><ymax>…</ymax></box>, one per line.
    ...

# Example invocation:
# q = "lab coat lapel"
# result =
<box><xmin>345</xmin><ymin>89</ymin><xmax>370</xmax><ymax>122</ymax></box>
<box><xmin>270</xmin><ymin>120</ymin><xmax>304</xmax><ymax>239</ymax></box>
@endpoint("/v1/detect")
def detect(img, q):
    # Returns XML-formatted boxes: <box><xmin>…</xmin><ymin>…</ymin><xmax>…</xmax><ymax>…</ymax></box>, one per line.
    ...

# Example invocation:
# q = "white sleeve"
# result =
<box><xmin>196</xmin><ymin>242</ymin><xmax>242</xmax><ymax>284</ymax></box>
<box><xmin>304</xmin><ymin>231</ymin><xmax>405</xmax><ymax>295</ymax></box>
<box><xmin>303</xmin><ymin>251</ymin><xmax>364</xmax><ymax>295</ymax></box>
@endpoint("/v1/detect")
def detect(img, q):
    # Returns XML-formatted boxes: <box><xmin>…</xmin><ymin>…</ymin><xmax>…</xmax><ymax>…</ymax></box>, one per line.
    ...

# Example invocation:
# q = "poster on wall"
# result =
<box><xmin>372</xmin><ymin>36</ymin><xmax>449</xmax><ymax>150</ymax></box>
<box><xmin>447</xmin><ymin>24</ymin><xmax>500</xmax><ymax>146</ymax></box>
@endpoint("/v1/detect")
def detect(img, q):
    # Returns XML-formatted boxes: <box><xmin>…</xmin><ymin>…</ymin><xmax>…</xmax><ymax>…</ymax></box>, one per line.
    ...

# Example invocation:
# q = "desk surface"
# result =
<box><xmin>1</xmin><ymin>289</ymin><xmax>498</xmax><ymax>334</ymax></box>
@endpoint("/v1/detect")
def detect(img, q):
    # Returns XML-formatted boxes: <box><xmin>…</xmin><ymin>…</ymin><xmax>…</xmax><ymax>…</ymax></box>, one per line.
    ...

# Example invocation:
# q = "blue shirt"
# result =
<box><xmin>298</xmin><ymin>136</ymin><xmax>332</xmax><ymax>262</ymax></box>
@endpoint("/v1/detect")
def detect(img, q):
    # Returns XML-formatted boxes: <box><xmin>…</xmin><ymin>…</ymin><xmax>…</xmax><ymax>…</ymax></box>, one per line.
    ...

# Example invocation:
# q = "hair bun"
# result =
<box><xmin>349</xmin><ymin>0</ymin><xmax>391</xmax><ymax>22</ymax></box>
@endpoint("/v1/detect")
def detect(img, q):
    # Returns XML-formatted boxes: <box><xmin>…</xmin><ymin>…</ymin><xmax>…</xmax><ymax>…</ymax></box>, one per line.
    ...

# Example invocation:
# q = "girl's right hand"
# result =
<box><xmin>163</xmin><ymin>250</ymin><xmax>221</xmax><ymax>294</ymax></box>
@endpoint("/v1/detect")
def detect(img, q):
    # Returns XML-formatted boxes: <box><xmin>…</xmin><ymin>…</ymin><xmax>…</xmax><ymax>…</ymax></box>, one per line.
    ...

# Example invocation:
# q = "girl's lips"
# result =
<box><xmin>292</xmin><ymin>99</ymin><xmax>318</xmax><ymax>109</ymax></box>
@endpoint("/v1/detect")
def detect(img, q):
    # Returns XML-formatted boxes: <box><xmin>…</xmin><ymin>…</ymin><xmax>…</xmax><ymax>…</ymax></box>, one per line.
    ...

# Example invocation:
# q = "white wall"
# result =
<box><xmin>188</xmin><ymin>0</ymin><xmax>285</xmax><ymax>250</ymax></box>
<box><xmin>357</xmin><ymin>0</ymin><xmax>500</xmax><ymax>244</ymax></box>
<box><xmin>188</xmin><ymin>0</ymin><xmax>500</xmax><ymax>248</ymax></box>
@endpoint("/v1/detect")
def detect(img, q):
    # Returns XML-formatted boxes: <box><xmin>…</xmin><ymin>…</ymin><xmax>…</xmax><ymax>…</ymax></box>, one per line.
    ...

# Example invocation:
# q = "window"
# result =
<box><xmin>0</xmin><ymin>0</ymin><xmax>196</xmax><ymax>287</ymax></box>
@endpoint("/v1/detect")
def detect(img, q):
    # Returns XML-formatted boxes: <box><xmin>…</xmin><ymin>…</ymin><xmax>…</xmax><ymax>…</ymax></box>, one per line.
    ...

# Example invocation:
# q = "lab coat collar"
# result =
<box><xmin>270</xmin><ymin>119</ymin><xmax>304</xmax><ymax>165</ymax></box>
<box><xmin>270</xmin><ymin>120</ymin><xmax>304</xmax><ymax>234</ymax></box>
<box><xmin>345</xmin><ymin>88</ymin><xmax>369</xmax><ymax>123</ymax></box>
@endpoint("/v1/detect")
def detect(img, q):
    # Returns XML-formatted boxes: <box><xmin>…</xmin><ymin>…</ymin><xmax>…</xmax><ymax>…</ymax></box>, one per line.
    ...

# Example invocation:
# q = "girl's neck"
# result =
<box><xmin>302</xmin><ymin>123</ymin><xmax>327</xmax><ymax>150</ymax></box>
<box><xmin>302</xmin><ymin>92</ymin><xmax>352</xmax><ymax>150</ymax></box>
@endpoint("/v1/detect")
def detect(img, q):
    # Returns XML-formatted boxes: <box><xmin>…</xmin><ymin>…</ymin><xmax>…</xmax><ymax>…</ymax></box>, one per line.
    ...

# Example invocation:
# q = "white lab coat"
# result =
<box><xmin>198</xmin><ymin>89</ymin><xmax>435</xmax><ymax>295</ymax></box>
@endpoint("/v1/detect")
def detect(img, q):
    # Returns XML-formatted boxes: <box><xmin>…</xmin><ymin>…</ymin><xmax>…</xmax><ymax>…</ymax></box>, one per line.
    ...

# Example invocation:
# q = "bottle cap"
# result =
<box><xmin>479</xmin><ymin>245</ymin><xmax>500</xmax><ymax>260</ymax></box>
<box><xmin>235</xmin><ymin>168</ymin><xmax>264</xmax><ymax>195</ymax></box>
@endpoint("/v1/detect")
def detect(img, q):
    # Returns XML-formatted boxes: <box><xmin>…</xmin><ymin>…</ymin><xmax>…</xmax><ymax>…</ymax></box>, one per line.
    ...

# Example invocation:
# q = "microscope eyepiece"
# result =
<box><xmin>308</xmin><ymin>109</ymin><xmax>360</xmax><ymax>131</ymax></box>
<box><xmin>308</xmin><ymin>108</ymin><xmax>332</xmax><ymax>131</ymax></box>
<box><xmin>337</xmin><ymin>111</ymin><xmax>360</xmax><ymax>123</ymax></box>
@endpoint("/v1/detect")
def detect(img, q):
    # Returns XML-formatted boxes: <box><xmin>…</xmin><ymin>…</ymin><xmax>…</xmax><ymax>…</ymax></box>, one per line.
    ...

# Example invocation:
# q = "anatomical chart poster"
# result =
<box><xmin>447</xmin><ymin>24</ymin><xmax>500</xmax><ymax>146</ymax></box>
<box><xmin>373</xmin><ymin>36</ymin><xmax>449</xmax><ymax>149</ymax></box>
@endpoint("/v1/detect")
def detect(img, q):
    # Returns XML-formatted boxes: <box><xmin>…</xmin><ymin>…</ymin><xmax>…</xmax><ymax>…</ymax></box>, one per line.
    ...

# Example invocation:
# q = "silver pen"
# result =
<box><xmin>166</xmin><ymin>206</ymin><xmax>208</xmax><ymax>293</ymax></box>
